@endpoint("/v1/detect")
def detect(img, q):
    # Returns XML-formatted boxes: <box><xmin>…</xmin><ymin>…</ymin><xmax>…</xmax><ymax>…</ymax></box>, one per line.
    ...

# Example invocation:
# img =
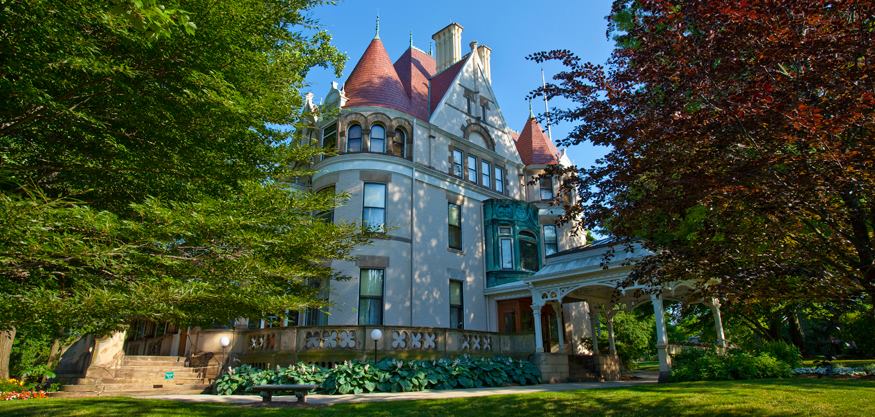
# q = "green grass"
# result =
<box><xmin>801</xmin><ymin>358</ymin><xmax>875</xmax><ymax>367</ymax></box>
<box><xmin>634</xmin><ymin>360</ymin><xmax>660</xmax><ymax>371</ymax></box>
<box><xmin>1</xmin><ymin>379</ymin><xmax>873</xmax><ymax>417</ymax></box>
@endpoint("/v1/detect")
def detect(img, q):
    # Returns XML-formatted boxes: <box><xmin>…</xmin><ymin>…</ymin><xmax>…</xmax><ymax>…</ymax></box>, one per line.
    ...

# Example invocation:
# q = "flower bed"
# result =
<box><xmin>215</xmin><ymin>356</ymin><xmax>541</xmax><ymax>395</ymax></box>
<box><xmin>793</xmin><ymin>364</ymin><xmax>875</xmax><ymax>377</ymax></box>
<box><xmin>0</xmin><ymin>378</ymin><xmax>47</xmax><ymax>401</ymax></box>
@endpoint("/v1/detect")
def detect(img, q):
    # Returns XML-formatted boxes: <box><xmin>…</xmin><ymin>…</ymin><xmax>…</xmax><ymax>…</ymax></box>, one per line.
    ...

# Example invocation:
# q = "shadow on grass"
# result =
<box><xmin>1</xmin><ymin>379</ymin><xmax>873</xmax><ymax>417</ymax></box>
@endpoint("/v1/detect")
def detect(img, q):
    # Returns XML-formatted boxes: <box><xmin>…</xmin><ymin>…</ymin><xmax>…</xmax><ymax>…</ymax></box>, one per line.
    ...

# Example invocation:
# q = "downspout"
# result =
<box><xmin>410</xmin><ymin>117</ymin><xmax>416</xmax><ymax>327</ymax></box>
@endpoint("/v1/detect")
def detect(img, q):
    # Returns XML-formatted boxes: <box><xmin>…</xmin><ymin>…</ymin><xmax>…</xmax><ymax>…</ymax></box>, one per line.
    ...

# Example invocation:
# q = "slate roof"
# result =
<box><xmin>343</xmin><ymin>39</ymin><xmax>465</xmax><ymax>120</ymax></box>
<box><xmin>344</xmin><ymin>38</ymin><xmax>411</xmax><ymax>114</ymax></box>
<box><xmin>514</xmin><ymin>116</ymin><xmax>560</xmax><ymax>165</ymax></box>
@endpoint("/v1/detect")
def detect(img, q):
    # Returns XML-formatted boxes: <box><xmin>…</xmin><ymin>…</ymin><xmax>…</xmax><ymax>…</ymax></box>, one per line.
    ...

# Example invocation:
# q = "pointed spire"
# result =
<box><xmin>409</xmin><ymin>31</ymin><xmax>413</xmax><ymax>48</ymax></box>
<box><xmin>375</xmin><ymin>15</ymin><xmax>380</xmax><ymax>39</ymax></box>
<box><xmin>528</xmin><ymin>98</ymin><xmax>534</xmax><ymax>119</ymax></box>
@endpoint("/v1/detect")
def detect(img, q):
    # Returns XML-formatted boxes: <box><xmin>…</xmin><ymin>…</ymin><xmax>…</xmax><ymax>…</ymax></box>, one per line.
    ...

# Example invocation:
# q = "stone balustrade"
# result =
<box><xmin>188</xmin><ymin>326</ymin><xmax>534</xmax><ymax>368</ymax></box>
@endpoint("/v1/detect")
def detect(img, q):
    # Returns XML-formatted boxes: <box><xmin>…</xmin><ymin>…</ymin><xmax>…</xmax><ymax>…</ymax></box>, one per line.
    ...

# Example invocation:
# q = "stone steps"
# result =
<box><xmin>61</xmin><ymin>355</ymin><xmax>214</xmax><ymax>396</ymax></box>
<box><xmin>62</xmin><ymin>382</ymin><xmax>208</xmax><ymax>392</ymax></box>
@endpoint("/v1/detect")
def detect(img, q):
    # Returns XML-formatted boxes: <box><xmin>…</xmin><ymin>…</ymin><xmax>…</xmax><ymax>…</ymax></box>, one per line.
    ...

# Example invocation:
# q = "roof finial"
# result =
<box><xmin>375</xmin><ymin>14</ymin><xmax>380</xmax><ymax>39</ymax></box>
<box><xmin>528</xmin><ymin>98</ymin><xmax>534</xmax><ymax>119</ymax></box>
<box><xmin>409</xmin><ymin>31</ymin><xmax>413</xmax><ymax>48</ymax></box>
<box><xmin>428</xmin><ymin>42</ymin><xmax>433</xmax><ymax>56</ymax></box>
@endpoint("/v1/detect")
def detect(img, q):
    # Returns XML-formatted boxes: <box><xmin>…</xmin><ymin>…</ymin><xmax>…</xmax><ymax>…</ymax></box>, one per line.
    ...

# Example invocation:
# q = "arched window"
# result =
<box><xmin>468</xmin><ymin>131</ymin><xmax>487</xmax><ymax>148</ymax></box>
<box><xmin>519</xmin><ymin>230</ymin><xmax>539</xmax><ymax>271</ymax></box>
<box><xmin>347</xmin><ymin>124</ymin><xmax>362</xmax><ymax>153</ymax></box>
<box><xmin>392</xmin><ymin>128</ymin><xmax>406</xmax><ymax>158</ymax></box>
<box><xmin>369</xmin><ymin>124</ymin><xmax>385</xmax><ymax>153</ymax></box>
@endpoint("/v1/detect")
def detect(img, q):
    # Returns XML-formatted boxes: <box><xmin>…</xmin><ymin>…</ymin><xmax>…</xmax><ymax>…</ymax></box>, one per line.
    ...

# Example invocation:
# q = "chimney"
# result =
<box><xmin>477</xmin><ymin>44</ymin><xmax>492</xmax><ymax>83</ymax></box>
<box><xmin>432</xmin><ymin>22</ymin><xmax>463</xmax><ymax>73</ymax></box>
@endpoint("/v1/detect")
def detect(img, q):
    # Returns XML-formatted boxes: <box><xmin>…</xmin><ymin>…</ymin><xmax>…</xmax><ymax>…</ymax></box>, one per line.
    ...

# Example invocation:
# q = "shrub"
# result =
<box><xmin>321</xmin><ymin>361</ymin><xmax>387</xmax><ymax>394</ymax></box>
<box><xmin>214</xmin><ymin>356</ymin><xmax>541</xmax><ymax>395</ymax></box>
<box><xmin>757</xmin><ymin>341</ymin><xmax>802</xmax><ymax>368</ymax></box>
<box><xmin>670</xmin><ymin>348</ymin><xmax>791</xmax><ymax>382</ymax></box>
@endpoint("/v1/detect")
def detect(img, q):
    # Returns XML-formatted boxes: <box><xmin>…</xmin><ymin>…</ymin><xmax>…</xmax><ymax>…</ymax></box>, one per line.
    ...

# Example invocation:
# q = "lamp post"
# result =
<box><xmin>219</xmin><ymin>336</ymin><xmax>231</xmax><ymax>374</ymax></box>
<box><xmin>369</xmin><ymin>329</ymin><xmax>383</xmax><ymax>363</ymax></box>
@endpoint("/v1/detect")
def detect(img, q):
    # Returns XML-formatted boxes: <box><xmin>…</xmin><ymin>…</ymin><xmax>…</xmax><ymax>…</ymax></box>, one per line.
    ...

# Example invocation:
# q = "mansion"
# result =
<box><xmin>56</xmin><ymin>22</ymin><xmax>727</xmax><ymax>394</ymax></box>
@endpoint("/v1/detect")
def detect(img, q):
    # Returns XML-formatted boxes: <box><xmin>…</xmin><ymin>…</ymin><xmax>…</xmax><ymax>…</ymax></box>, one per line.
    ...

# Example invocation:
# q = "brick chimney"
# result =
<box><xmin>432</xmin><ymin>23</ymin><xmax>463</xmax><ymax>73</ymax></box>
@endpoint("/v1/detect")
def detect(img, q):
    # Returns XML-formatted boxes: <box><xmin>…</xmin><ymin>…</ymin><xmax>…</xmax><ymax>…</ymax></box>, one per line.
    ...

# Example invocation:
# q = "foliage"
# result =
<box><xmin>599</xmin><ymin>310</ymin><xmax>654</xmax><ymax>369</ymax></box>
<box><xmin>0</xmin><ymin>0</ymin><xmax>365</xmax><ymax>352</ymax></box>
<box><xmin>757</xmin><ymin>341</ymin><xmax>802</xmax><ymax>369</ymax></box>
<box><xmin>532</xmin><ymin>0</ymin><xmax>875</xmax><ymax>312</ymax></box>
<box><xmin>214</xmin><ymin>356</ymin><xmax>541</xmax><ymax>395</ymax></box>
<box><xmin>670</xmin><ymin>348</ymin><xmax>792</xmax><ymax>382</ymax></box>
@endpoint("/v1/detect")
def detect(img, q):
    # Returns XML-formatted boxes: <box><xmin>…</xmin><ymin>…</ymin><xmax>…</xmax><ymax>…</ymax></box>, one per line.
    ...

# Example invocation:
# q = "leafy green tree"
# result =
<box><xmin>0</xmin><ymin>0</ymin><xmax>363</xmax><ymax>375</ymax></box>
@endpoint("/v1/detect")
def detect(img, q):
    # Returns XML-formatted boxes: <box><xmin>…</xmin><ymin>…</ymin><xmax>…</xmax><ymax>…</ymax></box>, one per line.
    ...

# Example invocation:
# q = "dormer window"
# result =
<box><xmin>347</xmin><ymin>124</ymin><xmax>362</xmax><ymax>153</ymax></box>
<box><xmin>370</xmin><ymin>124</ymin><xmax>385</xmax><ymax>153</ymax></box>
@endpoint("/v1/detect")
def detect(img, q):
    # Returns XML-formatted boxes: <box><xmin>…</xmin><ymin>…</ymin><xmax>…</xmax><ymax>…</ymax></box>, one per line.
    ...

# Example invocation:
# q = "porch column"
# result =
<box><xmin>651</xmin><ymin>294</ymin><xmax>671</xmax><ymax>382</ymax></box>
<box><xmin>532</xmin><ymin>303</ymin><xmax>544</xmax><ymax>353</ymax></box>
<box><xmin>551</xmin><ymin>302</ymin><xmax>565</xmax><ymax>352</ymax></box>
<box><xmin>589</xmin><ymin>304</ymin><xmax>600</xmax><ymax>354</ymax></box>
<box><xmin>710</xmin><ymin>297</ymin><xmax>727</xmax><ymax>351</ymax></box>
<box><xmin>605</xmin><ymin>308</ymin><xmax>617</xmax><ymax>355</ymax></box>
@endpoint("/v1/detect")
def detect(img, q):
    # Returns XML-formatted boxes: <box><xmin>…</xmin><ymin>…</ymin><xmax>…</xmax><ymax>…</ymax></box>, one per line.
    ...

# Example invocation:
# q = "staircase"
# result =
<box><xmin>56</xmin><ymin>356</ymin><xmax>215</xmax><ymax>397</ymax></box>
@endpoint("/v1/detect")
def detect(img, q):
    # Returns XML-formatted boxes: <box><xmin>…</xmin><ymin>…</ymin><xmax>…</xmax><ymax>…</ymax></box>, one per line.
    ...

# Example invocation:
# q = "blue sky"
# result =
<box><xmin>303</xmin><ymin>0</ymin><xmax>615</xmax><ymax>170</ymax></box>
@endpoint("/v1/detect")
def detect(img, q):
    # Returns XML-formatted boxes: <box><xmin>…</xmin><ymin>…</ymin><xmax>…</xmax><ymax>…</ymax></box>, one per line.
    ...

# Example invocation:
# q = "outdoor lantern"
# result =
<box><xmin>370</xmin><ymin>329</ymin><xmax>383</xmax><ymax>362</ymax></box>
<box><xmin>219</xmin><ymin>336</ymin><xmax>231</xmax><ymax>348</ymax></box>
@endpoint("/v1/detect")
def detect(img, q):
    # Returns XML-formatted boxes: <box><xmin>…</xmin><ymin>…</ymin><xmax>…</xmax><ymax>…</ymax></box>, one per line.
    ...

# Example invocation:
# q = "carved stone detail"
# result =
<box><xmin>248</xmin><ymin>333</ymin><xmax>276</xmax><ymax>352</ymax></box>
<box><xmin>304</xmin><ymin>329</ymin><xmax>357</xmax><ymax>350</ymax></box>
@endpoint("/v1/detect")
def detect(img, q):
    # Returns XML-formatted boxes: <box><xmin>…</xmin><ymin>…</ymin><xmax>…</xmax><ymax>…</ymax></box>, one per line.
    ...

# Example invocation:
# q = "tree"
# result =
<box><xmin>532</xmin><ymin>1</ymin><xmax>875</xmax><ymax>314</ymax></box>
<box><xmin>0</xmin><ymin>0</ymin><xmax>364</xmax><ymax>371</ymax></box>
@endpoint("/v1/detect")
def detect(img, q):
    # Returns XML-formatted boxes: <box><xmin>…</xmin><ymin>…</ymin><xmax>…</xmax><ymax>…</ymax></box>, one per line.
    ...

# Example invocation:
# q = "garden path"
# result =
<box><xmin>141</xmin><ymin>376</ymin><xmax>657</xmax><ymax>406</ymax></box>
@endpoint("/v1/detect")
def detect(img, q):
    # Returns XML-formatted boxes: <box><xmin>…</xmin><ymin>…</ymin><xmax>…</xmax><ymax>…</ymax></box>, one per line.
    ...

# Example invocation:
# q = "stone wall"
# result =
<box><xmin>532</xmin><ymin>352</ymin><xmax>569</xmax><ymax>383</ymax></box>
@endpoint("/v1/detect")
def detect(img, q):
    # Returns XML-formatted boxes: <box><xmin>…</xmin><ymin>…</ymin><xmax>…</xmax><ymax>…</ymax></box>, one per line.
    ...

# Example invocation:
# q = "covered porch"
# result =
<box><xmin>490</xmin><ymin>239</ymin><xmax>728</xmax><ymax>383</ymax></box>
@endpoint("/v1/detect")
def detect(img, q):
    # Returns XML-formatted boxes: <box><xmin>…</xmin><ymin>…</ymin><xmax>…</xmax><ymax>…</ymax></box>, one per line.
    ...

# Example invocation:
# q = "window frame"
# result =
<box><xmin>543</xmin><ymin>224</ymin><xmax>558</xmax><ymax>256</ymax></box>
<box><xmin>321</xmin><ymin>123</ymin><xmax>337</xmax><ymax>160</ymax></box>
<box><xmin>392</xmin><ymin>128</ymin><xmax>406</xmax><ymax>158</ymax></box>
<box><xmin>362</xmin><ymin>182</ymin><xmax>387</xmax><ymax>232</ymax></box>
<box><xmin>539</xmin><ymin>176</ymin><xmax>554</xmax><ymax>201</ymax></box>
<box><xmin>466</xmin><ymin>154</ymin><xmax>478</xmax><ymax>183</ymax></box>
<box><xmin>494</xmin><ymin>165</ymin><xmax>505</xmax><ymax>194</ymax></box>
<box><xmin>347</xmin><ymin>124</ymin><xmax>363</xmax><ymax>153</ymax></box>
<box><xmin>519</xmin><ymin>230</ymin><xmax>539</xmax><ymax>271</ymax></box>
<box><xmin>358</xmin><ymin>269</ymin><xmax>384</xmax><ymax>325</ymax></box>
<box><xmin>452</xmin><ymin>148</ymin><xmax>464</xmax><ymax>178</ymax></box>
<box><xmin>481</xmin><ymin>160</ymin><xmax>492</xmax><ymax>188</ymax></box>
<box><xmin>449</xmin><ymin>280</ymin><xmax>464</xmax><ymax>329</ymax></box>
<box><xmin>369</xmin><ymin>124</ymin><xmax>386</xmax><ymax>153</ymax></box>
<box><xmin>448</xmin><ymin>202</ymin><xmax>462</xmax><ymax>250</ymax></box>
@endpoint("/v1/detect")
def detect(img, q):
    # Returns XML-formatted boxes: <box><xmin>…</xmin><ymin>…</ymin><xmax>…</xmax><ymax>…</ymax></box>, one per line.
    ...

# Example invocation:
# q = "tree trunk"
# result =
<box><xmin>0</xmin><ymin>328</ymin><xmax>15</xmax><ymax>379</ymax></box>
<box><xmin>767</xmin><ymin>314</ymin><xmax>783</xmax><ymax>341</ymax></box>
<box><xmin>43</xmin><ymin>328</ymin><xmax>66</xmax><ymax>383</ymax></box>
<box><xmin>787</xmin><ymin>307</ymin><xmax>806</xmax><ymax>355</ymax></box>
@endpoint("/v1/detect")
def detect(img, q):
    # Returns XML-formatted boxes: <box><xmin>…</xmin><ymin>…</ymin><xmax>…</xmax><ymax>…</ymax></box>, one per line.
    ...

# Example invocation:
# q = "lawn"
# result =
<box><xmin>1</xmin><ymin>378</ymin><xmax>872</xmax><ymax>417</ymax></box>
<box><xmin>801</xmin><ymin>358</ymin><xmax>875</xmax><ymax>367</ymax></box>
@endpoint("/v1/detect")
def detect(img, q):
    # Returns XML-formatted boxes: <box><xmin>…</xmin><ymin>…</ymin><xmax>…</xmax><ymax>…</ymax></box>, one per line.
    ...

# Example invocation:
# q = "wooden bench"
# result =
<box><xmin>251</xmin><ymin>384</ymin><xmax>318</xmax><ymax>403</ymax></box>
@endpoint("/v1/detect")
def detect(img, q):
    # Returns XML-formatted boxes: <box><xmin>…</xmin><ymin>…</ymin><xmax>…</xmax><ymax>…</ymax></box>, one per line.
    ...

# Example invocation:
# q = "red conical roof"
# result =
<box><xmin>393</xmin><ymin>47</ymin><xmax>436</xmax><ymax>120</ymax></box>
<box><xmin>515</xmin><ymin>117</ymin><xmax>560</xmax><ymax>165</ymax></box>
<box><xmin>344</xmin><ymin>38</ymin><xmax>410</xmax><ymax>113</ymax></box>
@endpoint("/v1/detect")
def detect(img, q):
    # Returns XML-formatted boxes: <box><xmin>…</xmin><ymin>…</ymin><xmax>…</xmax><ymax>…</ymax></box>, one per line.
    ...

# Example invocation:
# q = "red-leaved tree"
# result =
<box><xmin>532</xmin><ymin>0</ymin><xmax>874</xmax><ymax>314</ymax></box>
